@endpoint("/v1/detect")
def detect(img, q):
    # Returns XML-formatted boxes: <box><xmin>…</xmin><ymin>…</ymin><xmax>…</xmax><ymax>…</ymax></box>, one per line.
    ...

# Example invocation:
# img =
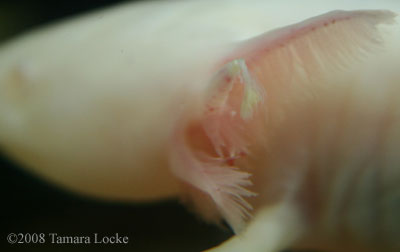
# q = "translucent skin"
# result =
<box><xmin>0</xmin><ymin>0</ymin><xmax>355</xmax><ymax>201</ymax></box>
<box><xmin>0</xmin><ymin>0</ymin><xmax>241</xmax><ymax>201</ymax></box>
<box><xmin>0</xmin><ymin>0</ymin><xmax>399</xmax><ymax>251</ymax></box>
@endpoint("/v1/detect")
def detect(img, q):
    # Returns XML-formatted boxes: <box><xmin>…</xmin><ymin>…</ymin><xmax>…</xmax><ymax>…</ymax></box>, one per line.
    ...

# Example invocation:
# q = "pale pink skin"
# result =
<box><xmin>172</xmin><ymin>9</ymin><xmax>400</xmax><ymax>252</ymax></box>
<box><xmin>0</xmin><ymin>1</ymin><xmax>400</xmax><ymax>252</ymax></box>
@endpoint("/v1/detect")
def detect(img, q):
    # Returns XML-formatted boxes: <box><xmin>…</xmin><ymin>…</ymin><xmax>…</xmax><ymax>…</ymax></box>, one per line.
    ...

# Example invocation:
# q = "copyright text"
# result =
<box><xmin>7</xmin><ymin>233</ymin><xmax>129</xmax><ymax>244</ymax></box>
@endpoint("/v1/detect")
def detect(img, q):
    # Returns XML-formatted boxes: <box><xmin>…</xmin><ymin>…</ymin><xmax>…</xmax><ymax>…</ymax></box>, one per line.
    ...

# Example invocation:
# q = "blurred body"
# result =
<box><xmin>0</xmin><ymin>0</ymin><xmax>399</xmax><ymax>251</ymax></box>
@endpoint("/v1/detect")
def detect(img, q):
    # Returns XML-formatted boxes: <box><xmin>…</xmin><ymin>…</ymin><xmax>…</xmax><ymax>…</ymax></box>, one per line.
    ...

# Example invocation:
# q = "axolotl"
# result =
<box><xmin>0</xmin><ymin>0</ymin><xmax>399</xmax><ymax>251</ymax></box>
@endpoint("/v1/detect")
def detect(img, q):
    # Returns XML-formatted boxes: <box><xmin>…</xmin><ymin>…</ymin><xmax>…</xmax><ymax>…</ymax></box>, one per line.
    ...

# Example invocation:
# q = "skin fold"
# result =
<box><xmin>0</xmin><ymin>0</ymin><xmax>399</xmax><ymax>251</ymax></box>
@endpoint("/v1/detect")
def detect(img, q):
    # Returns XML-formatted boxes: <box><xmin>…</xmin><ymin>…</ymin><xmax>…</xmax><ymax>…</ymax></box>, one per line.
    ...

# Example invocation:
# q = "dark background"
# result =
<box><xmin>0</xmin><ymin>0</ymin><xmax>130</xmax><ymax>42</ymax></box>
<box><xmin>0</xmin><ymin>153</ymin><xmax>231</xmax><ymax>252</ymax></box>
<box><xmin>0</xmin><ymin>1</ymin><xmax>232</xmax><ymax>251</ymax></box>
